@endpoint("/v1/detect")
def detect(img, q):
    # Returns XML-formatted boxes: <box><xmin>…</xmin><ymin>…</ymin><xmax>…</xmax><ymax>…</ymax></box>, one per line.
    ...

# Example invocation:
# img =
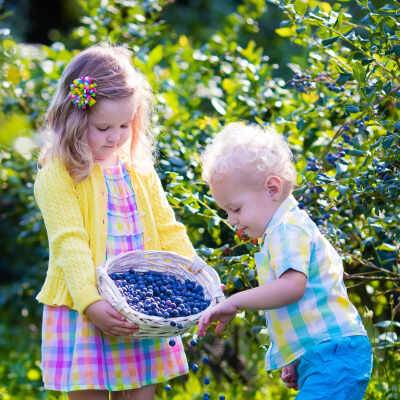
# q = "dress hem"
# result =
<box><xmin>43</xmin><ymin>369</ymin><xmax>189</xmax><ymax>392</ymax></box>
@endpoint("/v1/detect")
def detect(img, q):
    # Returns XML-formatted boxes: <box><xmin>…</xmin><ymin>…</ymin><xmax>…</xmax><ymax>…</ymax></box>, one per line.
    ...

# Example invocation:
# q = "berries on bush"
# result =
<box><xmin>109</xmin><ymin>270</ymin><xmax>211</xmax><ymax>318</ymax></box>
<box><xmin>191</xmin><ymin>363</ymin><xmax>199</xmax><ymax>372</ymax></box>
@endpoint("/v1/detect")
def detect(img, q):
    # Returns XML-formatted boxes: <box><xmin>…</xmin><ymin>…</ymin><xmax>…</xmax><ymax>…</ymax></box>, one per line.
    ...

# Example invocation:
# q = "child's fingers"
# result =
<box><xmin>112</xmin><ymin>326</ymin><xmax>139</xmax><ymax>336</ymax></box>
<box><xmin>198</xmin><ymin>317</ymin><xmax>210</xmax><ymax>337</ymax></box>
<box><xmin>105</xmin><ymin>326</ymin><xmax>138</xmax><ymax>336</ymax></box>
<box><xmin>215</xmin><ymin>321</ymin><xmax>227</xmax><ymax>335</ymax></box>
<box><xmin>107</xmin><ymin>309</ymin><xmax>138</xmax><ymax>329</ymax></box>
<box><xmin>286</xmin><ymin>381</ymin><xmax>298</xmax><ymax>390</ymax></box>
<box><xmin>106</xmin><ymin>304</ymin><xmax>125</xmax><ymax>320</ymax></box>
<box><xmin>201</xmin><ymin>312</ymin><xmax>213</xmax><ymax>327</ymax></box>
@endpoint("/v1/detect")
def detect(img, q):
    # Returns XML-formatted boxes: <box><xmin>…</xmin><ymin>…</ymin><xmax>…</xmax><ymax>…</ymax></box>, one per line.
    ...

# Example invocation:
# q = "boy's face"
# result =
<box><xmin>210</xmin><ymin>172</ymin><xmax>282</xmax><ymax>239</ymax></box>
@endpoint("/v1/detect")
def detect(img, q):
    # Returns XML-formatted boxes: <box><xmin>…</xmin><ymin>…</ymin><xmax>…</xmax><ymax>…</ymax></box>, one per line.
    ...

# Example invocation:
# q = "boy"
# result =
<box><xmin>198</xmin><ymin>122</ymin><xmax>372</xmax><ymax>400</ymax></box>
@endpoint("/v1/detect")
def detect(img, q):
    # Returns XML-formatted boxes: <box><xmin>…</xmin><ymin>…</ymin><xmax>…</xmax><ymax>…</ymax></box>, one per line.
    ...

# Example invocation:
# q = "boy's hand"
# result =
<box><xmin>85</xmin><ymin>300</ymin><xmax>139</xmax><ymax>336</ymax></box>
<box><xmin>281</xmin><ymin>361</ymin><xmax>299</xmax><ymax>390</ymax></box>
<box><xmin>198</xmin><ymin>298</ymin><xmax>238</xmax><ymax>336</ymax></box>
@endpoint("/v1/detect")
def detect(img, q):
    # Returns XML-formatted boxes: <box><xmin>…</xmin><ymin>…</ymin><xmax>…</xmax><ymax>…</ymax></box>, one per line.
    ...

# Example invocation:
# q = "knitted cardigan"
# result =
<box><xmin>34</xmin><ymin>159</ymin><xmax>195</xmax><ymax>314</ymax></box>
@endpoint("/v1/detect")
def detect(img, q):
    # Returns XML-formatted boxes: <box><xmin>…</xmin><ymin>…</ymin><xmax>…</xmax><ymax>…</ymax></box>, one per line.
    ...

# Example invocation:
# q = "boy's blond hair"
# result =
<box><xmin>201</xmin><ymin>122</ymin><xmax>297</xmax><ymax>190</ymax></box>
<box><xmin>40</xmin><ymin>43</ymin><xmax>154</xmax><ymax>181</ymax></box>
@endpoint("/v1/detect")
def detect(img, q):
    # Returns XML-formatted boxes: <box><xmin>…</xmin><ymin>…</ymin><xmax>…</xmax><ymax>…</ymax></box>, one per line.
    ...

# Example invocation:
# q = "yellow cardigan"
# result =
<box><xmin>34</xmin><ymin>159</ymin><xmax>195</xmax><ymax>314</ymax></box>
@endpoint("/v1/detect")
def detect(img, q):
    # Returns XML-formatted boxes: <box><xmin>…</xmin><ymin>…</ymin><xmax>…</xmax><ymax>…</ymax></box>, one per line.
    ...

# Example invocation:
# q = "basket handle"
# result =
<box><xmin>191</xmin><ymin>256</ymin><xmax>225</xmax><ymax>303</ymax></box>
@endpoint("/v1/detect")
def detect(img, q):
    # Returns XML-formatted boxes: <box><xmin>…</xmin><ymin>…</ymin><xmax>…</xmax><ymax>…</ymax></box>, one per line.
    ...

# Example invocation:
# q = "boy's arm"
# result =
<box><xmin>229</xmin><ymin>269</ymin><xmax>306</xmax><ymax>310</ymax></box>
<box><xmin>198</xmin><ymin>270</ymin><xmax>306</xmax><ymax>336</ymax></box>
<box><xmin>198</xmin><ymin>223</ymin><xmax>311</xmax><ymax>335</ymax></box>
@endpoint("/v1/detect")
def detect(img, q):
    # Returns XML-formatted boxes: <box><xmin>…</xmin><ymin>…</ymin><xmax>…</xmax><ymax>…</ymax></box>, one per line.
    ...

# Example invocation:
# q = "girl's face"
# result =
<box><xmin>210</xmin><ymin>171</ymin><xmax>283</xmax><ymax>239</ymax></box>
<box><xmin>87</xmin><ymin>96</ymin><xmax>135</xmax><ymax>165</ymax></box>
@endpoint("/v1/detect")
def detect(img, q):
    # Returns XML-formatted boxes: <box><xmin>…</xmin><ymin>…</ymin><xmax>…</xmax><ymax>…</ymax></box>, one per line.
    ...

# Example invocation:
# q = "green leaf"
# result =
<box><xmin>390</xmin><ymin>45</ymin><xmax>400</xmax><ymax>56</ymax></box>
<box><xmin>322</xmin><ymin>36</ymin><xmax>339</xmax><ymax>46</ymax></box>
<box><xmin>148</xmin><ymin>44</ymin><xmax>163</xmax><ymax>67</ymax></box>
<box><xmin>376</xmin><ymin>243</ymin><xmax>397</xmax><ymax>252</ymax></box>
<box><xmin>383</xmin><ymin>82</ymin><xmax>392</xmax><ymax>94</ymax></box>
<box><xmin>210</xmin><ymin>97</ymin><xmax>226</xmax><ymax>115</ymax></box>
<box><xmin>336</xmin><ymin>73</ymin><xmax>352</xmax><ymax>85</ymax></box>
<box><xmin>296</xmin><ymin>118</ymin><xmax>305</xmax><ymax>130</ymax></box>
<box><xmin>346</xmin><ymin>149</ymin><xmax>365</xmax><ymax>156</ymax></box>
<box><xmin>275</xmin><ymin>26</ymin><xmax>296</xmax><ymax>37</ymax></box>
<box><xmin>375</xmin><ymin>320</ymin><xmax>400</xmax><ymax>329</ymax></box>
<box><xmin>352</xmin><ymin>61</ymin><xmax>366</xmax><ymax>84</ymax></box>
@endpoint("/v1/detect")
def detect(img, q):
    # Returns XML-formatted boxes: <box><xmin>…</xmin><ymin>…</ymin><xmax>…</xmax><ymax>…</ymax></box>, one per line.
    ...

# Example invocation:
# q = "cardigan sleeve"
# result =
<box><xmin>34</xmin><ymin>161</ymin><xmax>102</xmax><ymax>313</ymax></box>
<box><xmin>146</xmin><ymin>166</ymin><xmax>196</xmax><ymax>259</ymax></box>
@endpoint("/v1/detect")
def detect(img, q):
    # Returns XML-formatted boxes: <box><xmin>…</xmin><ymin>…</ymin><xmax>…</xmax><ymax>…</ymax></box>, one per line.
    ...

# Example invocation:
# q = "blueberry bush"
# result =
<box><xmin>0</xmin><ymin>0</ymin><xmax>399</xmax><ymax>398</ymax></box>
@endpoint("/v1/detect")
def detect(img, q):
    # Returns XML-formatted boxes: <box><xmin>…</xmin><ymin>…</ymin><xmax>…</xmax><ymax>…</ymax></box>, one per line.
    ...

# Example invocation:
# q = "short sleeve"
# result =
<box><xmin>265</xmin><ymin>224</ymin><xmax>312</xmax><ymax>278</ymax></box>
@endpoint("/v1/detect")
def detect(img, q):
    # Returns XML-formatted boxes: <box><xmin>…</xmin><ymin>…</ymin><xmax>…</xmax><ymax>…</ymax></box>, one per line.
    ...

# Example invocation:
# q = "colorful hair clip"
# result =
<box><xmin>69</xmin><ymin>76</ymin><xmax>97</xmax><ymax>110</ymax></box>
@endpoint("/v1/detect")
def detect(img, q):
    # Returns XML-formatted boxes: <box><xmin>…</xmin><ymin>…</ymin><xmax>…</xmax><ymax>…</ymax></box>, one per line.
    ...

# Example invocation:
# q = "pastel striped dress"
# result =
<box><xmin>41</xmin><ymin>162</ymin><xmax>188</xmax><ymax>391</ymax></box>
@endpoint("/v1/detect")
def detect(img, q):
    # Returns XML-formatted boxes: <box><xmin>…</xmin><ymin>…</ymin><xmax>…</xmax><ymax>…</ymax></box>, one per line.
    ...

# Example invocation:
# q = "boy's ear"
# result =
<box><xmin>264</xmin><ymin>175</ymin><xmax>282</xmax><ymax>200</ymax></box>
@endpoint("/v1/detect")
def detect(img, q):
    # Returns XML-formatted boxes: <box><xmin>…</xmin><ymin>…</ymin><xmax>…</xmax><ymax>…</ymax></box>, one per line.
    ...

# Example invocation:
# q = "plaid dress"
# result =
<box><xmin>41</xmin><ymin>162</ymin><xmax>188</xmax><ymax>391</ymax></box>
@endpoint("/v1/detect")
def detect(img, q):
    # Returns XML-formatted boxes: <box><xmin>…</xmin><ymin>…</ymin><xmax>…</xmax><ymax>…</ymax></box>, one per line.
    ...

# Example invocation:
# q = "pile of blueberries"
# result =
<box><xmin>109</xmin><ymin>270</ymin><xmax>210</xmax><ymax>318</ymax></box>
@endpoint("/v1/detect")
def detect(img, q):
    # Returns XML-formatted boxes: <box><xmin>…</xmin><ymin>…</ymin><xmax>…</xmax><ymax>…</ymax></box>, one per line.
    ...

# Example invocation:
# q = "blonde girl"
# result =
<box><xmin>35</xmin><ymin>44</ymin><xmax>198</xmax><ymax>400</ymax></box>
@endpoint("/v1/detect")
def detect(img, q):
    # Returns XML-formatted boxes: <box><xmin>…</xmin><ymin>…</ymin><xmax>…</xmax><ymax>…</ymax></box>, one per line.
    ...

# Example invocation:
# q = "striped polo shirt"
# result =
<box><xmin>254</xmin><ymin>195</ymin><xmax>366</xmax><ymax>370</ymax></box>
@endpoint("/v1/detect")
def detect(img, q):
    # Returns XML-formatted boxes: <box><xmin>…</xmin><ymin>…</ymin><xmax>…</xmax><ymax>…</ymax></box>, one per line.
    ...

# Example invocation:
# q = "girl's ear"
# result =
<box><xmin>264</xmin><ymin>175</ymin><xmax>282</xmax><ymax>200</ymax></box>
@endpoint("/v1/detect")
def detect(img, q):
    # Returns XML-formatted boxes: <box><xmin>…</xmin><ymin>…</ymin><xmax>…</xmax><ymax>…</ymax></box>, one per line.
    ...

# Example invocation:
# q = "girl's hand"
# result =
<box><xmin>85</xmin><ymin>300</ymin><xmax>139</xmax><ymax>336</ymax></box>
<box><xmin>198</xmin><ymin>298</ymin><xmax>238</xmax><ymax>336</ymax></box>
<box><xmin>281</xmin><ymin>361</ymin><xmax>299</xmax><ymax>390</ymax></box>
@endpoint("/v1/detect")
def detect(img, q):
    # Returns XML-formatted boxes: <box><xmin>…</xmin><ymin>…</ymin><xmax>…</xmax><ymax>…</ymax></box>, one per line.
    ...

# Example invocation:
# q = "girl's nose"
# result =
<box><xmin>107</xmin><ymin>131</ymin><xmax>120</xmax><ymax>143</ymax></box>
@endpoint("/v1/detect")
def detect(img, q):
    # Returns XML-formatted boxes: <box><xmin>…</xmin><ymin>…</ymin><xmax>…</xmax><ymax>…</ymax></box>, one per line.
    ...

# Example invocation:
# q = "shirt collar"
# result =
<box><xmin>261</xmin><ymin>194</ymin><xmax>298</xmax><ymax>243</ymax></box>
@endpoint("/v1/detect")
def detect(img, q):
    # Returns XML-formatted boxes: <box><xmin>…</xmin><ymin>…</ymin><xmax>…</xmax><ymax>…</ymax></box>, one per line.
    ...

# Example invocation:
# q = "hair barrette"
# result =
<box><xmin>69</xmin><ymin>76</ymin><xmax>97</xmax><ymax>110</ymax></box>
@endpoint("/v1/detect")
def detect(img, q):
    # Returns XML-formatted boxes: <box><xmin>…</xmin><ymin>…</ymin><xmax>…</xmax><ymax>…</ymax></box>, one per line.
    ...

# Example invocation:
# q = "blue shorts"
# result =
<box><xmin>295</xmin><ymin>335</ymin><xmax>373</xmax><ymax>400</ymax></box>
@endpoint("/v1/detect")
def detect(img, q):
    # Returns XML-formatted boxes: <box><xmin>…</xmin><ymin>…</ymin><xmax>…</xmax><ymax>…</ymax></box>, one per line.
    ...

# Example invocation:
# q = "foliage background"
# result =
<box><xmin>0</xmin><ymin>0</ymin><xmax>399</xmax><ymax>399</ymax></box>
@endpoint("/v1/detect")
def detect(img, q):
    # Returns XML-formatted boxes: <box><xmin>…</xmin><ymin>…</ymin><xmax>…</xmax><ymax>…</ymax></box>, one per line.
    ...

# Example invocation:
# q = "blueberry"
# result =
<box><xmin>191</xmin><ymin>363</ymin><xmax>199</xmax><ymax>372</ymax></box>
<box><xmin>164</xmin><ymin>384</ymin><xmax>172</xmax><ymax>391</ymax></box>
<box><xmin>204</xmin><ymin>377</ymin><xmax>210</xmax><ymax>385</ymax></box>
<box><xmin>169</xmin><ymin>339</ymin><xmax>176</xmax><ymax>347</ymax></box>
<box><xmin>171</xmin><ymin>309</ymin><xmax>179</xmax><ymax>317</ymax></box>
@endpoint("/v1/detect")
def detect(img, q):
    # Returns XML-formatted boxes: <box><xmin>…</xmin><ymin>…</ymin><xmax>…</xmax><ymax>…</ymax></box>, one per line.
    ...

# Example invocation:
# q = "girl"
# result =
<box><xmin>35</xmin><ymin>44</ymin><xmax>199</xmax><ymax>400</ymax></box>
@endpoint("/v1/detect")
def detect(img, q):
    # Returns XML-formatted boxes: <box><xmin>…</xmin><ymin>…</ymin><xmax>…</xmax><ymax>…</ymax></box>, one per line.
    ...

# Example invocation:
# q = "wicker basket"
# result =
<box><xmin>97</xmin><ymin>250</ymin><xmax>224</xmax><ymax>338</ymax></box>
